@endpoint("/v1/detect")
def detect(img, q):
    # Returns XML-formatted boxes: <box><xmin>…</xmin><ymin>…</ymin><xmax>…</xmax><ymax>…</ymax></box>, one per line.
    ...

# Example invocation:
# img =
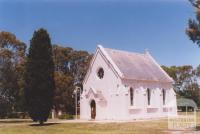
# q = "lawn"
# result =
<box><xmin>0</xmin><ymin>112</ymin><xmax>199</xmax><ymax>134</ymax></box>
<box><xmin>0</xmin><ymin>120</ymin><xmax>169</xmax><ymax>134</ymax></box>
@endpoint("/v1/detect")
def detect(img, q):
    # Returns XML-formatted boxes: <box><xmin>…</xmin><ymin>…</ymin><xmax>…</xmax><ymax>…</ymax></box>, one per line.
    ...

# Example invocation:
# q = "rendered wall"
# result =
<box><xmin>80</xmin><ymin>48</ymin><xmax>127</xmax><ymax>120</ymax></box>
<box><xmin>80</xmin><ymin>48</ymin><xmax>177</xmax><ymax>120</ymax></box>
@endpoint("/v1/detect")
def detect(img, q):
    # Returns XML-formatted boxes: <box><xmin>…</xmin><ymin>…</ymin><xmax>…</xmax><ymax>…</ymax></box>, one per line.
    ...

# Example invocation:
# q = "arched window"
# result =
<box><xmin>130</xmin><ymin>88</ymin><xmax>134</xmax><ymax>106</ymax></box>
<box><xmin>147</xmin><ymin>88</ymin><xmax>151</xmax><ymax>105</ymax></box>
<box><xmin>162</xmin><ymin>89</ymin><xmax>166</xmax><ymax>105</ymax></box>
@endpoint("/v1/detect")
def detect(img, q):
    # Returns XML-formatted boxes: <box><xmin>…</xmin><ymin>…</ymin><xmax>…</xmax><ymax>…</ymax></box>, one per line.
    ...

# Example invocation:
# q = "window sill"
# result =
<box><xmin>147</xmin><ymin>105</ymin><xmax>159</xmax><ymax>109</ymax></box>
<box><xmin>128</xmin><ymin>106</ymin><xmax>142</xmax><ymax>109</ymax></box>
<box><xmin>163</xmin><ymin>106</ymin><xmax>173</xmax><ymax>108</ymax></box>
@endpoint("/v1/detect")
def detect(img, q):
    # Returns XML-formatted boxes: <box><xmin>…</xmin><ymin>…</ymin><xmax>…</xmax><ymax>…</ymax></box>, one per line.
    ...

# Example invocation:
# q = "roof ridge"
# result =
<box><xmin>104</xmin><ymin>47</ymin><xmax>146</xmax><ymax>56</ymax></box>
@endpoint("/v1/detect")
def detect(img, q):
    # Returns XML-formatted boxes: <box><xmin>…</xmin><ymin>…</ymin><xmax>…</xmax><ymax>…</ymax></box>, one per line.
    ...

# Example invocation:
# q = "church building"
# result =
<box><xmin>80</xmin><ymin>45</ymin><xmax>177</xmax><ymax>120</ymax></box>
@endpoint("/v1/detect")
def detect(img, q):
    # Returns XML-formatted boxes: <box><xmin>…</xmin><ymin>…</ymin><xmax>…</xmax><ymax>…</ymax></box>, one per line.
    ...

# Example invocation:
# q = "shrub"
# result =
<box><xmin>0</xmin><ymin>99</ymin><xmax>11</xmax><ymax>118</ymax></box>
<box><xmin>7</xmin><ymin>112</ymin><xmax>29</xmax><ymax>119</ymax></box>
<box><xmin>7</xmin><ymin>113</ymin><xmax>20</xmax><ymax>118</ymax></box>
<box><xmin>58</xmin><ymin>114</ymin><xmax>74</xmax><ymax>120</ymax></box>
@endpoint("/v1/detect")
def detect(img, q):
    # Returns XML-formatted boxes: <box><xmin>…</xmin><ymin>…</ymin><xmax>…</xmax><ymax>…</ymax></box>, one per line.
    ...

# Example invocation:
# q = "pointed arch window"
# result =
<box><xmin>147</xmin><ymin>88</ymin><xmax>151</xmax><ymax>105</ymax></box>
<box><xmin>130</xmin><ymin>88</ymin><xmax>134</xmax><ymax>106</ymax></box>
<box><xmin>162</xmin><ymin>89</ymin><xmax>166</xmax><ymax>105</ymax></box>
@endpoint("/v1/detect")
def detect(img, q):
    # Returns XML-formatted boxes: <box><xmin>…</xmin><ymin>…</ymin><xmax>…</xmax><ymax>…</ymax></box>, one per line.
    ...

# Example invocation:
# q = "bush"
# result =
<box><xmin>58</xmin><ymin>114</ymin><xmax>74</xmax><ymax>120</ymax></box>
<box><xmin>7</xmin><ymin>112</ymin><xmax>29</xmax><ymax>119</ymax></box>
<box><xmin>0</xmin><ymin>99</ymin><xmax>11</xmax><ymax>119</ymax></box>
<box><xmin>7</xmin><ymin>112</ymin><xmax>20</xmax><ymax>118</ymax></box>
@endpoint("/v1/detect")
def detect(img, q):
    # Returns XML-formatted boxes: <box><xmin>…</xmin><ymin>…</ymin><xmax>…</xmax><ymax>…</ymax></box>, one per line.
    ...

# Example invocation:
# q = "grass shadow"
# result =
<box><xmin>196</xmin><ymin>125</ymin><xmax>200</xmax><ymax>131</ymax></box>
<box><xmin>29</xmin><ymin>123</ymin><xmax>60</xmax><ymax>127</ymax></box>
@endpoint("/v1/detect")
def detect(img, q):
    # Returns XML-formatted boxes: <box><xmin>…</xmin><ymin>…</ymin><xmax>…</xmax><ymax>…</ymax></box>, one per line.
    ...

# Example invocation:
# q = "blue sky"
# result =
<box><xmin>0</xmin><ymin>0</ymin><xmax>199</xmax><ymax>67</ymax></box>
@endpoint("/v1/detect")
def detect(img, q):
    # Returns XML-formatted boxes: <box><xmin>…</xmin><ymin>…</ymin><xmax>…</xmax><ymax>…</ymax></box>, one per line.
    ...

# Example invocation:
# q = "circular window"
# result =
<box><xmin>97</xmin><ymin>68</ymin><xmax>104</xmax><ymax>79</ymax></box>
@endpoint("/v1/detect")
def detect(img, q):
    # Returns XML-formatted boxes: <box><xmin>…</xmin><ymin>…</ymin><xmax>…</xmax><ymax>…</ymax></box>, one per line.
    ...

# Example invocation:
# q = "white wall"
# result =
<box><xmin>80</xmin><ymin>48</ymin><xmax>127</xmax><ymax>120</ymax></box>
<box><xmin>80</xmin><ymin>48</ymin><xmax>177</xmax><ymax>120</ymax></box>
<box><xmin>122</xmin><ymin>84</ymin><xmax>177</xmax><ymax>119</ymax></box>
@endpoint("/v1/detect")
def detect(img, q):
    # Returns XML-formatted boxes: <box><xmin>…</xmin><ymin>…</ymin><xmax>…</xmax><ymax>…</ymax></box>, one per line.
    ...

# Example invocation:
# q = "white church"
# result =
<box><xmin>80</xmin><ymin>45</ymin><xmax>177</xmax><ymax>120</ymax></box>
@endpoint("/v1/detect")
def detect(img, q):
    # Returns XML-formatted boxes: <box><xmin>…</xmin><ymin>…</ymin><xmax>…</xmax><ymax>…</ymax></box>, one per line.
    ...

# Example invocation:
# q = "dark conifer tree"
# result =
<box><xmin>25</xmin><ymin>28</ymin><xmax>55</xmax><ymax>125</ymax></box>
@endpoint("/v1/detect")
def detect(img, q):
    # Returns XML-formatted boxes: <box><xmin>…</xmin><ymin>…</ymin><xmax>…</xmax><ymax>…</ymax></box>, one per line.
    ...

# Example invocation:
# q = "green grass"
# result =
<box><xmin>0</xmin><ymin>120</ymin><xmax>169</xmax><ymax>134</ymax></box>
<box><xmin>0</xmin><ymin>112</ymin><xmax>199</xmax><ymax>134</ymax></box>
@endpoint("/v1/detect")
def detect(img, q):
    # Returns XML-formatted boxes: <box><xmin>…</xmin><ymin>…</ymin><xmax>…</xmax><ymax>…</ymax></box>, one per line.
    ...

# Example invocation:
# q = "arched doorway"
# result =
<box><xmin>90</xmin><ymin>100</ymin><xmax>96</xmax><ymax>119</ymax></box>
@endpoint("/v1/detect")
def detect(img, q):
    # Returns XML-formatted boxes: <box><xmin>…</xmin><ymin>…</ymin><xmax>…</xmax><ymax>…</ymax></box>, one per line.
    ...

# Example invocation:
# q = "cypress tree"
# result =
<box><xmin>25</xmin><ymin>28</ymin><xmax>55</xmax><ymax>125</ymax></box>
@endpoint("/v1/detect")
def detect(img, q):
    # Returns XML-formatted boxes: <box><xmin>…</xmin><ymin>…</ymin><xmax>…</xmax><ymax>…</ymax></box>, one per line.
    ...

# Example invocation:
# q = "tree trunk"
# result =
<box><xmin>39</xmin><ymin>120</ymin><xmax>44</xmax><ymax>125</ymax></box>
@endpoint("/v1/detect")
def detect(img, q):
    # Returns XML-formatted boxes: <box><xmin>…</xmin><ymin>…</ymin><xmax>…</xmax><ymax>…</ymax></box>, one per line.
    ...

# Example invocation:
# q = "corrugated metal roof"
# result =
<box><xmin>177</xmin><ymin>98</ymin><xmax>197</xmax><ymax>109</ymax></box>
<box><xmin>104</xmin><ymin>47</ymin><xmax>173</xmax><ymax>83</ymax></box>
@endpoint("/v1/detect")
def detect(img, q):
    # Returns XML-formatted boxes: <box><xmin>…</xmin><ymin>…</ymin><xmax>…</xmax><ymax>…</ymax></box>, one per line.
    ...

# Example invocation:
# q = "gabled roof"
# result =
<box><xmin>100</xmin><ymin>45</ymin><xmax>173</xmax><ymax>83</ymax></box>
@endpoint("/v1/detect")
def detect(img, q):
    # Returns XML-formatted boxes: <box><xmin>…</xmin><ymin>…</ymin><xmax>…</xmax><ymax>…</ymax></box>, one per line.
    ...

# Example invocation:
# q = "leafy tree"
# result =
<box><xmin>54</xmin><ymin>71</ymin><xmax>74</xmax><ymax>115</ymax></box>
<box><xmin>70</xmin><ymin>50</ymin><xmax>92</xmax><ymax>86</ymax></box>
<box><xmin>185</xmin><ymin>0</ymin><xmax>200</xmax><ymax>107</ymax></box>
<box><xmin>0</xmin><ymin>31</ymin><xmax>26</xmax><ymax>117</ymax></box>
<box><xmin>53</xmin><ymin>45</ymin><xmax>73</xmax><ymax>73</ymax></box>
<box><xmin>52</xmin><ymin>45</ymin><xmax>92</xmax><ymax>115</ymax></box>
<box><xmin>25</xmin><ymin>28</ymin><xmax>55</xmax><ymax>124</ymax></box>
<box><xmin>162</xmin><ymin>65</ymin><xmax>194</xmax><ymax>92</ymax></box>
<box><xmin>186</xmin><ymin>0</ymin><xmax>200</xmax><ymax>46</ymax></box>
<box><xmin>52</xmin><ymin>45</ymin><xmax>74</xmax><ymax>115</ymax></box>
<box><xmin>180</xmin><ymin>82</ymin><xmax>200</xmax><ymax>106</ymax></box>
<box><xmin>162</xmin><ymin>65</ymin><xmax>200</xmax><ymax>107</ymax></box>
<box><xmin>0</xmin><ymin>96</ymin><xmax>11</xmax><ymax>118</ymax></box>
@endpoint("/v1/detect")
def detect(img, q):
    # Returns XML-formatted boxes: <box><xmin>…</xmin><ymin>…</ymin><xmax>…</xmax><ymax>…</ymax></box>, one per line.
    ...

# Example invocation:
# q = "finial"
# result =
<box><xmin>145</xmin><ymin>48</ymin><xmax>149</xmax><ymax>54</ymax></box>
